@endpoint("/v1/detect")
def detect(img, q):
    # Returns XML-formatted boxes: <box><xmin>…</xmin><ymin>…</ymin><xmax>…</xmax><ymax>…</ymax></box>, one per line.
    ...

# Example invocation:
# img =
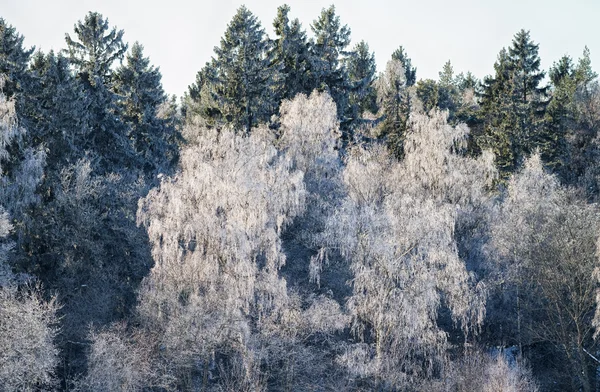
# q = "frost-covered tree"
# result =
<box><xmin>0</xmin><ymin>79</ymin><xmax>59</xmax><ymax>392</ymax></box>
<box><xmin>76</xmin><ymin>323</ymin><xmax>154</xmax><ymax>392</ymax></box>
<box><xmin>444</xmin><ymin>350</ymin><xmax>538</xmax><ymax>392</ymax></box>
<box><xmin>490</xmin><ymin>154</ymin><xmax>599</xmax><ymax>391</ymax></box>
<box><xmin>323</xmin><ymin>110</ymin><xmax>492</xmax><ymax>388</ymax></box>
<box><xmin>0</xmin><ymin>285</ymin><xmax>60</xmax><ymax>391</ymax></box>
<box><xmin>136</xmin><ymin>125</ymin><xmax>307</xmax><ymax>388</ymax></box>
<box><xmin>277</xmin><ymin>91</ymin><xmax>344</xmax><ymax>276</ymax></box>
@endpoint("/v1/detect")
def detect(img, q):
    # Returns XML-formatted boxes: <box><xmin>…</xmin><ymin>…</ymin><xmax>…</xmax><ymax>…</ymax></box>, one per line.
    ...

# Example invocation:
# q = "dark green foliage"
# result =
<box><xmin>271</xmin><ymin>4</ymin><xmax>313</xmax><ymax>101</ymax></box>
<box><xmin>378</xmin><ymin>47</ymin><xmax>417</xmax><ymax>158</ymax></box>
<box><xmin>478</xmin><ymin>30</ymin><xmax>548</xmax><ymax>178</ymax></box>
<box><xmin>24</xmin><ymin>50</ymin><xmax>88</xmax><ymax>169</ymax></box>
<box><xmin>114</xmin><ymin>42</ymin><xmax>180</xmax><ymax>176</ymax></box>
<box><xmin>0</xmin><ymin>18</ymin><xmax>34</xmax><ymax>99</ymax></box>
<box><xmin>416</xmin><ymin>78</ymin><xmax>439</xmax><ymax>113</ymax></box>
<box><xmin>309</xmin><ymin>5</ymin><xmax>352</xmax><ymax>124</ymax></box>
<box><xmin>391</xmin><ymin>46</ymin><xmax>417</xmax><ymax>86</ymax></box>
<box><xmin>184</xmin><ymin>59</ymin><xmax>221</xmax><ymax>126</ymax></box>
<box><xmin>64</xmin><ymin>12</ymin><xmax>134</xmax><ymax>173</ymax></box>
<box><xmin>546</xmin><ymin>48</ymin><xmax>599</xmax><ymax>187</ymax></box>
<box><xmin>64</xmin><ymin>12</ymin><xmax>127</xmax><ymax>87</ymax></box>
<box><xmin>347</xmin><ymin>40</ymin><xmax>378</xmax><ymax>119</ymax></box>
<box><xmin>211</xmin><ymin>6</ymin><xmax>279</xmax><ymax>134</ymax></box>
<box><xmin>376</xmin><ymin>59</ymin><xmax>412</xmax><ymax>159</ymax></box>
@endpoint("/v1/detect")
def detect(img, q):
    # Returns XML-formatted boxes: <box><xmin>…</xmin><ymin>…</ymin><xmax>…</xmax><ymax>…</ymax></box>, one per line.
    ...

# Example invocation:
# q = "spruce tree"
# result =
<box><xmin>391</xmin><ymin>46</ymin><xmax>417</xmax><ymax>86</ymax></box>
<box><xmin>184</xmin><ymin>59</ymin><xmax>222</xmax><ymax>126</ymax></box>
<box><xmin>64</xmin><ymin>12</ymin><xmax>132</xmax><ymax>172</ymax></box>
<box><xmin>271</xmin><ymin>5</ymin><xmax>312</xmax><ymax>101</ymax></box>
<box><xmin>25</xmin><ymin>50</ymin><xmax>88</xmax><ymax>169</ymax></box>
<box><xmin>0</xmin><ymin>18</ymin><xmax>34</xmax><ymax>99</ymax></box>
<box><xmin>114</xmin><ymin>42</ymin><xmax>179</xmax><ymax>176</ymax></box>
<box><xmin>545</xmin><ymin>48</ymin><xmax>598</xmax><ymax>183</ymax></box>
<box><xmin>309</xmin><ymin>5</ymin><xmax>352</xmax><ymax>124</ymax></box>
<box><xmin>211</xmin><ymin>6</ymin><xmax>279</xmax><ymax>134</ymax></box>
<box><xmin>376</xmin><ymin>59</ymin><xmax>412</xmax><ymax>159</ymax></box>
<box><xmin>347</xmin><ymin>40</ymin><xmax>377</xmax><ymax>119</ymax></box>
<box><xmin>478</xmin><ymin>31</ymin><xmax>548</xmax><ymax>178</ymax></box>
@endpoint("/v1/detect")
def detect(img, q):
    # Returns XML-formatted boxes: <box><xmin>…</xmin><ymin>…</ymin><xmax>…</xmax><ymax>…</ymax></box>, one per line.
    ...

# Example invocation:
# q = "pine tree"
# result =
<box><xmin>211</xmin><ymin>6</ymin><xmax>279</xmax><ymax>134</ymax></box>
<box><xmin>271</xmin><ymin>4</ymin><xmax>312</xmax><ymax>101</ymax></box>
<box><xmin>114</xmin><ymin>42</ymin><xmax>179</xmax><ymax>176</ymax></box>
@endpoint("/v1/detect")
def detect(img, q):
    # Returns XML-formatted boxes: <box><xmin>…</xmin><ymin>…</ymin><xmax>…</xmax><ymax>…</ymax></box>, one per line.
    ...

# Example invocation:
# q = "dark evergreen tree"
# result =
<box><xmin>24</xmin><ymin>50</ymin><xmax>88</xmax><ymax>169</ymax></box>
<box><xmin>545</xmin><ymin>48</ymin><xmax>599</xmax><ymax>185</ymax></box>
<box><xmin>0</xmin><ymin>18</ymin><xmax>34</xmax><ymax>99</ymax></box>
<box><xmin>391</xmin><ymin>46</ymin><xmax>417</xmax><ymax>86</ymax></box>
<box><xmin>210</xmin><ymin>6</ymin><xmax>279</xmax><ymax>134</ymax></box>
<box><xmin>184</xmin><ymin>59</ymin><xmax>222</xmax><ymax>127</ymax></box>
<box><xmin>64</xmin><ymin>11</ymin><xmax>133</xmax><ymax>172</ymax></box>
<box><xmin>456</xmin><ymin>71</ymin><xmax>480</xmax><ymax>91</ymax></box>
<box><xmin>347</xmin><ymin>40</ymin><xmax>377</xmax><ymax>119</ymax></box>
<box><xmin>376</xmin><ymin>59</ymin><xmax>412</xmax><ymax>159</ymax></box>
<box><xmin>309</xmin><ymin>5</ymin><xmax>352</xmax><ymax>123</ymax></box>
<box><xmin>416</xmin><ymin>78</ymin><xmax>439</xmax><ymax>113</ymax></box>
<box><xmin>270</xmin><ymin>4</ymin><xmax>312</xmax><ymax>101</ymax></box>
<box><xmin>478</xmin><ymin>30</ymin><xmax>548</xmax><ymax>178</ymax></box>
<box><xmin>437</xmin><ymin>60</ymin><xmax>460</xmax><ymax>113</ymax></box>
<box><xmin>114</xmin><ymin>42</ymin><xmax>179</xmax><ymax>176</ymax></box>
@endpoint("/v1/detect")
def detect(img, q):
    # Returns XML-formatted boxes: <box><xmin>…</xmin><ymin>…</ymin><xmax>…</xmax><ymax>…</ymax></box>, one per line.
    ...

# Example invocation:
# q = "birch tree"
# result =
<box><xmin>325</xmin><ymin>110</ymin><xmax>493</xmax><ymax>388</ymax></box>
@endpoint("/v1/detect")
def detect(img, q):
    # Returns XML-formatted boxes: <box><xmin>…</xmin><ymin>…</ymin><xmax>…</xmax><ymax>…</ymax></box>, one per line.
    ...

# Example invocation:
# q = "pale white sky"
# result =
<box><xmin>3</xmin><ymin>0</ymin><xmax>598</xmax><ymax>97</ymax></box>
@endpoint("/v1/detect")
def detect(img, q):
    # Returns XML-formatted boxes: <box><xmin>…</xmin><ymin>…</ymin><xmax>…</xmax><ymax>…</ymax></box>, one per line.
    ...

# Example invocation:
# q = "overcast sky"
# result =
<box><xmin>3</xmin><ymin>0</ymin><xmax>599</xmax><ymax>98</ymax></box>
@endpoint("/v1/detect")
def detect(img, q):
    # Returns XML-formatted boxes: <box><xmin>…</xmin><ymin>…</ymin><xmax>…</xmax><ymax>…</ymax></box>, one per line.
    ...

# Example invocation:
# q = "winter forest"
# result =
<box><xmin>1</xmin><ymin>3</ymin><xmax>600</xmax><ymax>391</ymax></box>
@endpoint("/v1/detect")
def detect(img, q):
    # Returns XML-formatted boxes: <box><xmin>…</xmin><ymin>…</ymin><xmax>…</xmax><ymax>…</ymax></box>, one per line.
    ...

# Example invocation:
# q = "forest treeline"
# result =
<box><xmin>1</xmin><ymin>4</ymin><xmax>600</xmax><ymax>391</ymax></box>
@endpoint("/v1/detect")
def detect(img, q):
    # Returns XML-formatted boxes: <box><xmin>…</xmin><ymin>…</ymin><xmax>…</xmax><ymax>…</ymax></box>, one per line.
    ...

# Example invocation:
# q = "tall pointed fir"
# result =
<box><xmin>309</xmin><ymin>5</ymin><xmax>352</xmax><ymax>127</ymax></box>
<box><xmin>478</xmin><ymin>30</ymin><xmax>548</xmax><ymax>178</ymax></box>
<box><xmin>376</xmin><ymin>59</ymin><xmax>412</xmax><ymax>159</ymax></box>
<box><xmin>114</xmin><ymin>42</ymin><xmax>179</xmax><ymax>177</ymax></box>
<box><xmin>391</xmin><ymin>46</ymin><xmax>417</xmax><ymax>86</ymax></box>
<box><xmin>64</xmin><ymin>11</ymin><xmax>132</xmax><ymax>173</ymax></box>
<box><xmin>210</xmin><ymin>6</ymin><xmax>279</xmax><ymax>134</ymax></box>
<box><xmin>545</xmin><ymin>48</ymin><xmax>599</xmax><ymax>184</ymax></box>
<box><xmin>184</xmin><ymin>59</ymin><xmax>221</xmax><ymax>127</ymax></box>
<box><xmin>270</xmin><ymin>5</ymin><xmax>312</xmax><ymax>102</ymax></box>
<box><xmin>0</xmin><ymin>18</ymin><xmax>34</xmax><ymax>100</ymax></box>
<box><xmin>25</xmin><ymin>50</ymin><xmax>88</xmax><ymax>169</ymax></box>
<box><xmin>347</xmin><ymin>40</ymin><xmax>378</xmax><ymax>120</ymax></box>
